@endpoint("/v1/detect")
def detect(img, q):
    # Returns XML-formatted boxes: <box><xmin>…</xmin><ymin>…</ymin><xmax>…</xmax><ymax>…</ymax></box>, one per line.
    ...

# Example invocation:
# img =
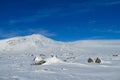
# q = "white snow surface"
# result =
<box><xmin>0</xmin><ymin>34</ymin><xmax>120</xmax><ymax>80</ymax></box>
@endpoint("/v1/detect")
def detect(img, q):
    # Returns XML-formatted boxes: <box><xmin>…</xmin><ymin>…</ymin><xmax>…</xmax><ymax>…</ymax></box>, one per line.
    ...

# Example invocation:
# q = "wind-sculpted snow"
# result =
<box><xmin>0</xmin><ymin>34</ymin><xmax>120</xmax><ymax>80</ymax></box>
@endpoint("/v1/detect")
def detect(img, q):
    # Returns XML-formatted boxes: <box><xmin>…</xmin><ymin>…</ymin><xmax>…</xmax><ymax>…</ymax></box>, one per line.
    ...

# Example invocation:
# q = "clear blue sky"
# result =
<box><xmin>0</xmin><ymin>0</ymin><xmax>120</xmax><ymax>41</ymax></box>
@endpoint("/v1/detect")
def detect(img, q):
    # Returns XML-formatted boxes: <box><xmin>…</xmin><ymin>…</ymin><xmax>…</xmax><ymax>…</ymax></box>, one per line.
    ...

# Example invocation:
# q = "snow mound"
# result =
<box><xmin>101</xmin><ymin>60</ymin><xmax>112</xmax><ymax>64</ymax></box>
<box><xmin>33</xmin><ymin>56</ymin><xmax>42</xmax><ymax>62</ymax></box>
<box><xmin>43</xmin><ymin>56</ymin><xmax>63</xmax><ymax>65</ymax></box>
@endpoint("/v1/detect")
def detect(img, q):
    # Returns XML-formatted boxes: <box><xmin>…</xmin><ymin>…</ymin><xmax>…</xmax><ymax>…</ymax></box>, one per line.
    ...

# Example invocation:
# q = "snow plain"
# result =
<box><xmin>0</xmin><ymin>34</ymin><xmax>120</xmax><ymax>80</ymax></box>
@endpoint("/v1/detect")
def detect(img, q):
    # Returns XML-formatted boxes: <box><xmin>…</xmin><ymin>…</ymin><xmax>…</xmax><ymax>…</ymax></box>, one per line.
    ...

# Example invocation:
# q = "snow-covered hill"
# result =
<box><xmin>0</xmin><ymin>34</ymin><xmax>62</xmax><ymax>54</ymax></box>
<box><xmin>0</xmin><ymin>34</ymin><xmax>120</xmax><ymax>80</ymax></box>
<box><xmin>0</xmin><ymin>34</ymin><xmax>120</xmax><ymax>55</ymax></box>
<box><xmin>0</xmin><ymin>34</ymin><xmax>120</xmax><ymax>61</ymax></box>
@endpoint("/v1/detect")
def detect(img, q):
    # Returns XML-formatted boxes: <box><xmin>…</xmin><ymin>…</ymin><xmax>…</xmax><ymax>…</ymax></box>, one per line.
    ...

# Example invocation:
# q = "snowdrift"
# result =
<box><xmin>43</xmin><ymin>56</ymin><xmax>63</xmax><ymax>65</ymax></box>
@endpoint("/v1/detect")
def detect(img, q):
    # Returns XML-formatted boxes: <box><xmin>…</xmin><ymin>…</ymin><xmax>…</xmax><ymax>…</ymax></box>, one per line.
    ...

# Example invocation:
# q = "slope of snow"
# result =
<box><xmin>0</xmin><ymin>34</ymin><xmax>120</xmax><ymax>80</ymax></box>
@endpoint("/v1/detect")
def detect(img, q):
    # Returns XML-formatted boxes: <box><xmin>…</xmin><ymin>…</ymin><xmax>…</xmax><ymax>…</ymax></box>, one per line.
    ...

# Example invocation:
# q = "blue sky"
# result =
<box><xmin>0</xmin><ymin>0</ymin><xmax>120</xmax><ymax>41</ymax></box>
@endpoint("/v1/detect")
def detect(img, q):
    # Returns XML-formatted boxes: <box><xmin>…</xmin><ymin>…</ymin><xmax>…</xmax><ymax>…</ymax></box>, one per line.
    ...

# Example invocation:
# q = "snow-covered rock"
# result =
<box><xmin>44</xmin><ymin>55</ymin><xmax>63</xmax><ymax>65</ymax></box>
<box><xmin>33</xmin><ymin>56</ymin><xmax>43</xmax><ymax>63</ymax></box>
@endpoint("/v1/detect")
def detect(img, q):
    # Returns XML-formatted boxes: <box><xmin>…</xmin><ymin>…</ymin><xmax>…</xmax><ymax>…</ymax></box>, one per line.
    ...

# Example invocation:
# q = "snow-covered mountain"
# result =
<box><xmin>0</xmin><ymin>34</ymin><xmax>120</xmax><ymax>56</ymax></box>
<box><xmin>0</xmin><ymin>34</ymin><xmax>67</xmax><ymax>55</ymax></box>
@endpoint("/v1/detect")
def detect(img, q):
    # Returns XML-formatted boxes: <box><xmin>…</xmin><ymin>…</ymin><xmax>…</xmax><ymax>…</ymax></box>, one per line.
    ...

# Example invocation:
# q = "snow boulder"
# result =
<box><xmin>43</xmin><ymin>55</ymin><xmax>63</xmax><ymax>65</ymax></box>
<box><xmin>33</xmin><ymin>56</ymin><xmax>43</xmax><ymax>63</ymax></box>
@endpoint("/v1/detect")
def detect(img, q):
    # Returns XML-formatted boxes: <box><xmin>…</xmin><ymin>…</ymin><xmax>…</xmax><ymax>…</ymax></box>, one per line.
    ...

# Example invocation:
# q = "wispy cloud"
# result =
<box><xmin>9</xmin><ymin>8</ymin><xmax>61</xmax><ymax>24</ymax></box>
<box><xmin>70</xmin><ymin>0</ymin><xmax>120</xmax><ymax>9</ymax></box>
<box><xmin>0</xmin><ymin>29</ymin><xmax>20</xmax><ymax>39</ymax></box>
<box><xmin>9</xmin><ymin>14</ymin><xmax>50</xmax><ymax>24</ymax></box>
<box><xmin>8</xmin><ymin>0</ymin><xmax>120</xmax><ymax>24</ymax></box>
<box><xmin>57</xmin><ymin>0</ymin><xmax>120</xmax><ymax>16</ymax></box>
<box><xmin>28</xmin><ymin>28</ymin><xmax>56</xmax><ymax>37</ymax></box>
<box><xmin>93</xmin><ymin>29</ymin><xmax>120</xmax><ymax>33</ymax></box>
<box><xmin>88</xmin><ymin>20</ymin><xmax>97</xmax><ymax>24</ymax></box>
<box><xmin>86</xmin><ymin>36</ymin><xmax>105</xmax><ymax>40</ymax></box>
<box><xmin>9</xmin><ymin>2</ymin><xmax>93</xmax><ymax>24</ymax></box>
<box><xmin>59</xmin><ymin>8</ymin><xmax>92</xmax><ymax>16</ymax></box>
<box><xmin>0</xmin><ymin>28</ymin><xmax>56</xmax><ymax>39</ymax></box>
<box><xmin>105</xmin><ymin>1</ymin><xmax>120</xmax><ymax>5</ymax></box>
<box><xmin>105</xmin><ymin>29</ymin><xmax>120</xmax><ymax>33</ymax></box>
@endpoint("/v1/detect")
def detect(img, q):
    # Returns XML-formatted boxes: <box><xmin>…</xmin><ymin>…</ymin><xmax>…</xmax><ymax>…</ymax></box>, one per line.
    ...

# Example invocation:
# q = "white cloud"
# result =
<box><xmin>8</xmin><ymin>0</ymin><xmax>120</xmax><ymax>24</ymax></box>
<box><xmin>105</xmin><ymin>1</ymin><xmax>120</xmax><ymax>5</ymax></box>
<box><xmin>70</xmin><ymin>0</ymin><xmax>120</xmax><ymax>9</ymax></box>
<box><xmin>0</xmin><ymin>28</ymin><xmax>56</xmax><ymax>39</ymax></box>
<box><xmin>88</xmin><ymin>20</ymin><xmax>96</xmax><ymax>24</ymax></box>
<box><xmin>0</xmin><ymin>29</ymin><xmax>20</xmax><ymax>39</ymax></box>
<box><xmin>28</xmin><ymin>28</ymin><xmax>56</xmax><ymax>37</ymax></box>
<box><xmin>9</xmin><ymin>15</ymin><xmax>42</xmax><ymax>24</ymax></box>
<box><xmin>9</xmin><ymin>18</ymin><xmax>36</xmax><ymax>24</ymax></box>
<box><xmin>9</xmin><ymin>8</ymin><xmax>61</xmax><ymax>24</ymax></box>
<box><xmin>93</xmin><ymin>29</ymin><xmax>120</xmax><ymax>33</ymax></box>
<box><xmin>87</xmin><ymin>36</ymin><xmax>105</xmax><ymax>39</ymax></box>
<box><xmin>106</xmin><ymin>29</ymin><xmax>120</xmax><ymax>33</ymax></box>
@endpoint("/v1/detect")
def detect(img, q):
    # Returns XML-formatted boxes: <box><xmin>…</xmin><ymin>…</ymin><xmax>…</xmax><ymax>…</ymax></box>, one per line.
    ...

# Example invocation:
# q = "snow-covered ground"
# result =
<box><xmin>0</xmin><ymin>34</ymin><xmax>120</xmax><ymax>80</ymax></box>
